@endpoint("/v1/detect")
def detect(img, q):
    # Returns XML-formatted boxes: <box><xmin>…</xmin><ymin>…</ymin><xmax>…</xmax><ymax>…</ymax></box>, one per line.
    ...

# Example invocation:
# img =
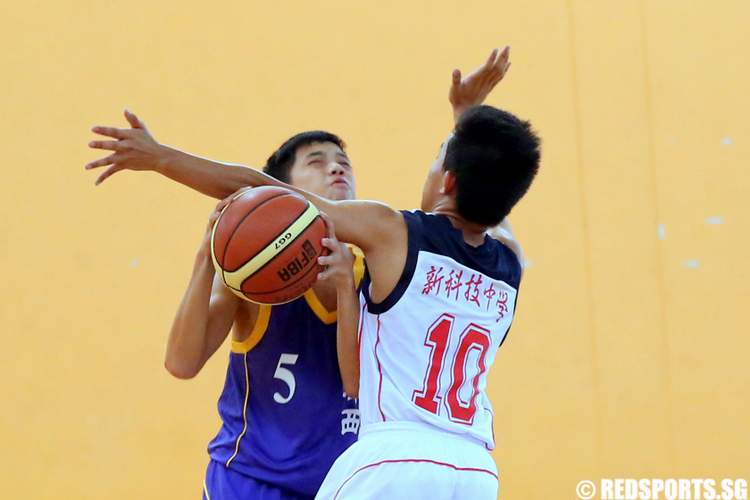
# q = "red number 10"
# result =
<box><xmin>412</xmin><ymin>313</ymin><xmax>491</xmax><ymax>425</ymax></box>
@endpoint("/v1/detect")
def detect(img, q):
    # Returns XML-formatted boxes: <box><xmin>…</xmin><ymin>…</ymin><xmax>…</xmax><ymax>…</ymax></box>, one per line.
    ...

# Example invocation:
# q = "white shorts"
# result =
<box><xmin>315</xmin><ymin>421</ymin><xmax>499</xmax><ymax>500</ymax></box>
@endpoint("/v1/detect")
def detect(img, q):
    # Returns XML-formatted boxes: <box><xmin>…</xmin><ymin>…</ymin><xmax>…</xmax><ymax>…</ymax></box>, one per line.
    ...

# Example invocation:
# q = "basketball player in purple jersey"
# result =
<box><xmin>86</xmin><ymin>48</ymin><xmax>512</xmax><ymax>499</ymax></box>
<box><xmin>90</xmin><ymin>126</ymin><xmax>365</xmax><ymax>499</ymax></box>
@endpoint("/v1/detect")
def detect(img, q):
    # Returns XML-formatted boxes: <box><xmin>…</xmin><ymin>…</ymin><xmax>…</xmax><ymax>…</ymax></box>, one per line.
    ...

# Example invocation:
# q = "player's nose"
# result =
<box><xmin>327</xmin><ymin>161</ymin><xmax>345</xmax><ymax>176</ymax></box>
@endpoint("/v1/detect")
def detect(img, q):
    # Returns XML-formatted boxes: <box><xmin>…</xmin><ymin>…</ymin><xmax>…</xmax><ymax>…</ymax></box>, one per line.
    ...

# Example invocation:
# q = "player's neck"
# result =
<box><xmin>431</xmin><ymin>202</ymin><xmax>488</xmax><ymax>247</ymax></box>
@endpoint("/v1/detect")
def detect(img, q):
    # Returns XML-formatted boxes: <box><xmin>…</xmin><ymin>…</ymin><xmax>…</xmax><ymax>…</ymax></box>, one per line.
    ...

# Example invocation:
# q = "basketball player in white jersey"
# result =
<box><xmin>215</xmin><ymin>97</ymin><xmax>540</xmax><ymax>497</ymax></box>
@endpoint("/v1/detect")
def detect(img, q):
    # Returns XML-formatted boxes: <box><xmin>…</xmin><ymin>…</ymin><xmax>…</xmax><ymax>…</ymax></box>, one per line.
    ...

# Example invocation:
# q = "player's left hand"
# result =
<box><xmin>317</xmin><ymin>213</ymin><xmax>355</xmax><ymax>288</ymax></box>
<box><xmin>85</xmin><ymin>109</ymin><xmax>170</xmax><ymax>185</ymax></box>
<box><xmin>449</xmin><ymin>46</ymin><xmax>511</xmax><ymax>122</ymax></box>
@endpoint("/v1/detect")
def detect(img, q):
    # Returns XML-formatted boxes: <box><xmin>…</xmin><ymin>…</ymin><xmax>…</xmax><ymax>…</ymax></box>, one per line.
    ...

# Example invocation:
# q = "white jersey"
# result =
<box><xmin>357</xmin><ymin>210</ymin><xmax>522</xmax><ymax>450</ymax></box>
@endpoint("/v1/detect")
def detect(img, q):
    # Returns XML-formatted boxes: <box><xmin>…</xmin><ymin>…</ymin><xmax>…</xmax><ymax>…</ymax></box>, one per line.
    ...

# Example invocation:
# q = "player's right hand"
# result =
<box><xmin>85</xmin><ymin>109</ymin><xmax>169</xmax><ymax>185</ymax></box>
<box><xmin>316</xmin><ymin>213</ymin><xmax>356</xmax><ymax>289</ymax></box>
<box><xmin>449</xmin><ymin>46</ymin><xmax>511</xmax><ymax>122</ymax></box>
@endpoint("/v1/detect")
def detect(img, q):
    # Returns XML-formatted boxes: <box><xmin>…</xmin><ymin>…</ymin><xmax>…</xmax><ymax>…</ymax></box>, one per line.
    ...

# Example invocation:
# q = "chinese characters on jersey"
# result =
<box><xmin>422</xmin><ymin>266</ymin><xmax>509</xmax><ymax>322</ymax></box>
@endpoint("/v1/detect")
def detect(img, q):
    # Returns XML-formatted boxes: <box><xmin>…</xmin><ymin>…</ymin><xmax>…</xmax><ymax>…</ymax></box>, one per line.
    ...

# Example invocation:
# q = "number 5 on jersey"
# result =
<box><xmin>412</xmin><ymin>313</ymin><xmax>491</xmax><ymax>425</ymax></box>
<box><xmin>273</xmin><ymin>353</ymin><xmax>298</xmax><ymax>404</ymax></box>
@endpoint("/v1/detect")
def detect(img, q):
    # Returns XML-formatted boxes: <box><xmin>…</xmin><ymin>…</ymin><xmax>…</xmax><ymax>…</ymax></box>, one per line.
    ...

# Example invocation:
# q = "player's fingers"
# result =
<box><xmin>94</xmin><ymin>164</ymin><xmax>123</xmax><ymax>185</ymax></box>
<box><xmin>317</xmin><ymin>269</ymin><xmax>332</xmax><ymax>281</ymax></box>
<box><xmin>505</xmin><ymin>60</ymin><xmax>512</xmax><ymax>74</ymax></box>
<box><xmin>451</xmin><ymin>69</ymin><xmax>461</xmax><ymax>86</ymax></box>
<box><xmin>91</xmin><ymin>126</ymin><xmax>133</xmax><ymax>139</ymax></box>
<box><xmin>215</xmin><ymin>198</ymin><xmax>231</xmax><ymax>212</ymax></box>
<box><xmin>318</xmin><ymin>254</ymin><xmax>333</xmax><ymax>266</ymax></box>
<box><xmin>85</xmin><ymin>153</ymin><xmax>117</xmax><ymax>170</ymax></box>
<box><xmin>124</xmin><ymin>109</ymin><xmax>146</xmax><ymax>130</ymax></box>
<box><xmin>494</xmin><ymin>46</ymin><xmax>510</xmax><ymax>72</ymax></box>
<box><xmin>320</xmin><ymin>238</ymin><xmax>343</xmax><ymax>253</ymax></box>
<box><xmin>490</xmin><ymin>62</ymin><xmax>511</xmax><ymax>86</ymax></box>
<box><xmin>206</xmin><ymin>213</ymin><xmax>222</xmax><ymax>233</ymax></box>
<box><xmin>88</xmin><ymin>140</ymin><xmax>129</xmax><ymax>152</ymax></box>
<box><xmin>484</xmin><ymin>48</ymin><xmax>499</xmax><ymax>70</ymax></box>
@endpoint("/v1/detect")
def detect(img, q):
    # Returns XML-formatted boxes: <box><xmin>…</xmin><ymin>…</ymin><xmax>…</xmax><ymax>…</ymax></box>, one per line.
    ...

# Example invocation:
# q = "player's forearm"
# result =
<box><xmin>165</xmin><ymin>254</ymin><xmax>215</xmax><ymax>379</ymax></box>
<box><xmin>157</xmin><ymin>146</ymin><xmax>259</xmax><ymax>199</ymax></box>
<box><xmin>336</xmin><ymin>279</ymin><xmax>360</xmax><ymax>397</ymax></box>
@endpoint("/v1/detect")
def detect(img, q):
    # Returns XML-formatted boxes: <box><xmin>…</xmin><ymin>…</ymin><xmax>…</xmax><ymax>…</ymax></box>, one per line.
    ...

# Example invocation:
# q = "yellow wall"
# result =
<box><xmin>1</xmin><ymin>1</ymin><xmax>747</xmax><ymax>498</ymax></box>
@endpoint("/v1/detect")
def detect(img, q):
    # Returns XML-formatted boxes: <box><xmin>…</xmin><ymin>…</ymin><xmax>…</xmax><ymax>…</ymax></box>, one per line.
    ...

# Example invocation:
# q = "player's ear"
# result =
<box><xmin>439</xmin><ymin>170</ymin><xmax>457</xmax><ymax>195</ymax></box>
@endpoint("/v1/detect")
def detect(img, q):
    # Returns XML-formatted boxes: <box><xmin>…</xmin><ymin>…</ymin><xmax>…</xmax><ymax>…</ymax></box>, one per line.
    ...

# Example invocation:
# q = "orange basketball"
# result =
<box><xmin>210</xmin><ymin>186</ymin><xmax>327</xmax><ymax>304</ymax></box>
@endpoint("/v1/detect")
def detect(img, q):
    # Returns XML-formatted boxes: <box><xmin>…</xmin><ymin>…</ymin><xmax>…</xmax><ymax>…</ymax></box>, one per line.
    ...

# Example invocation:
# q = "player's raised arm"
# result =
<box><xmin>86</xmin><ymin>109</ymin><xmax>256</xmax><ymax>199</ymax></box>
<box><xmin>447</xmin><ymin>47</ymin><xmax>524</xmax><ymax>265</ymax></box>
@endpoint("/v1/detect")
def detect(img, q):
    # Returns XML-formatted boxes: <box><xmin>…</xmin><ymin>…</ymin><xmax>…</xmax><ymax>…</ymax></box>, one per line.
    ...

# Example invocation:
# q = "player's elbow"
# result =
<box><xmin>164</xmin><ymin>356</ymin><xmax>201</xmax><ymax>380</ymax></box>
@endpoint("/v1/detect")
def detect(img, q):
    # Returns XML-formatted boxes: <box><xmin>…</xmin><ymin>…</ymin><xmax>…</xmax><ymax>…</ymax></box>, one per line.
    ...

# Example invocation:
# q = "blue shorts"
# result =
<box><xmin>202</xmin><ymin>460</ymin><xmax>313</xmax><ymax>500</ymax></box>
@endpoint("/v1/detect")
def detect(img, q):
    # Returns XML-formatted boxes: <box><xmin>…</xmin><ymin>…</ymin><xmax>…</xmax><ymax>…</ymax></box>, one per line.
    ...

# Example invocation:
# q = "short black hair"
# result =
<box><xmin>263</xmin><ymin>131</ymin><xmax>346</xmax><ymax>182</ymax></box>
<box><xmin>444</xmin><ymin>105</ymin><xmax>541</xmax><ymax>226</ymax></box>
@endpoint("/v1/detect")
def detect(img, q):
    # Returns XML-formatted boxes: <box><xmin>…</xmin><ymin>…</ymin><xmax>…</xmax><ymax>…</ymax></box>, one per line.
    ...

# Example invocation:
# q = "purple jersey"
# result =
<box><xmin>208</xmin><ymin>250</ymin><xmax>365</xmax><ymax>497</ymax></box>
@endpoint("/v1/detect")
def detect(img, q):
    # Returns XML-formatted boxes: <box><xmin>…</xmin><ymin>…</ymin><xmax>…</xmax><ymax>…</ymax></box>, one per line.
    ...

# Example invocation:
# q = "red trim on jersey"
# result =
<box><xmin>374</xmin><ymin>315</ymin><xmax>386</xmax><ymax>421</ymax></box>
<box><xmin>333</xmin><ymin>458</ymin><xmax>499</xmax><ymax>499</ymax></box>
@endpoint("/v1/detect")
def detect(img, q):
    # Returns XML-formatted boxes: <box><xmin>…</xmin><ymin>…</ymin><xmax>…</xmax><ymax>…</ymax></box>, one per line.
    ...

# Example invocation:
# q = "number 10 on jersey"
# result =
<box><xmin>412</xmin><ymin>313</ymin><xmax>491</xmax><ymax>425</ymax></box>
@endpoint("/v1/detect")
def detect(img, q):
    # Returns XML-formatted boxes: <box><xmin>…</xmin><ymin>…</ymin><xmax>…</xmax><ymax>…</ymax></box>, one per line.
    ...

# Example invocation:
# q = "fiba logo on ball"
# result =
<box><xmin>577</xmin><ymin>480</ymin><xmax>596</xmax><ymax>499</ymax></box>
<box><xmin>278</xmin><ymin>240</ymin><xmax>318</xmax><ymax>282</ymax></box>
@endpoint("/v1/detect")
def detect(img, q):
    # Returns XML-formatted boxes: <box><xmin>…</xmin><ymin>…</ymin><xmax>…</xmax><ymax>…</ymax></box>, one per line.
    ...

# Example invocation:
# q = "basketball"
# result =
<box><xmin>210</xmin><ymin>186</ymin><xmax>327</xmax><ymax>304</ymax></box>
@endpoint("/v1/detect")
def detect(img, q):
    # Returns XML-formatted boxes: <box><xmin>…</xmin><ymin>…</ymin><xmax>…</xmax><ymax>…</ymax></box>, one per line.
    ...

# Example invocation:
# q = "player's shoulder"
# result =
<box><xmin>403</xmin><ymin>209</ymin><xmax>522</xmax><ymax>287</ymax></box>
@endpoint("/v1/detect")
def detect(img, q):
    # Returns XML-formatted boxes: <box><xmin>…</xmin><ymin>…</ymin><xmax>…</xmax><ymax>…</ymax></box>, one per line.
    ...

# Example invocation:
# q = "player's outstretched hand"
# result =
<box><xmin>317</xmin><ymin>213</ymin><xmax>355</xmax><ymax>288</ymax></box>
<box><xmin>449</xmin><ymin>46</ymin><xmax>512</xmax><ymax>122</ymax></box>
<box><xmin>85</xmin><ymin>109</ymin><xmax>170</xmax><ymax>185</ymax></box>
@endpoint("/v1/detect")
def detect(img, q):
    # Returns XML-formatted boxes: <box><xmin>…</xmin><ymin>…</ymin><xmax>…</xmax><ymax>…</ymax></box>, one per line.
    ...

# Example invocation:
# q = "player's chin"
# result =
<box><xmin>326</xmin><ymin>184</ymin><xmax>354</xmax><ymax>201</ymax></box>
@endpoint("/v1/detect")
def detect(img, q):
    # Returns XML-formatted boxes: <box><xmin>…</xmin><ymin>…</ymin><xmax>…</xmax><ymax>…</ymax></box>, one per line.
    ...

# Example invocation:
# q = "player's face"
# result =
<box><xmin>420</xmin><ymin>137</ymin><xmax>451</xmax><ymax>212</ymax></box>
<box><xmin>289</xmin><ymin>142</ymin><xmax>356</xmax><ymax>200</ymax></box>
